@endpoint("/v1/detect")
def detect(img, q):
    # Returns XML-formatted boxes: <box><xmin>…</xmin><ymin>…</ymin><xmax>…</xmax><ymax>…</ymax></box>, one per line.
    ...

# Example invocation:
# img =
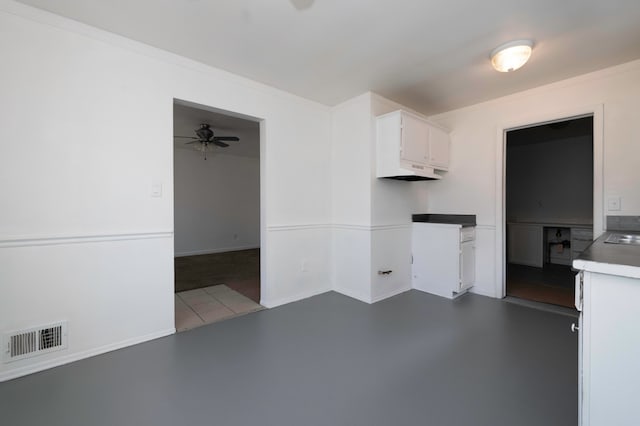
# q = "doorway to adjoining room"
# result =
<box><xmin>172</xmin><ymin>101</ymin><xmax>263</xmax><ymax>331</ymax></box>
<box><xmin>505</xmin><ymin>116</ymin><xmax>594</xmax><ymax>308</ymax></box>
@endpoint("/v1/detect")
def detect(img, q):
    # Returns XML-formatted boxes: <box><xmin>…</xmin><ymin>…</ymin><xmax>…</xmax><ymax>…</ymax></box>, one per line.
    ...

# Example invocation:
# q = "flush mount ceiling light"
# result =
<box><xmin>491</xmin><ymin>40</ymin><xmax>533</xmax><ymax>72</ymax></box>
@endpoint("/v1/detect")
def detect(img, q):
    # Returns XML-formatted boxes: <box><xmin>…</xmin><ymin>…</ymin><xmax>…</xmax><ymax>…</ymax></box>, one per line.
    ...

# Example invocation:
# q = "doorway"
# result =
<box><xmin>504</xmin><ymin>116</ymin><xmax>593</xmax><ymax>308</ymax></box>
<box><xmin>172</xmin><ymin>100</ymin><xmax>263</xmax><ymax>331</ymax></box>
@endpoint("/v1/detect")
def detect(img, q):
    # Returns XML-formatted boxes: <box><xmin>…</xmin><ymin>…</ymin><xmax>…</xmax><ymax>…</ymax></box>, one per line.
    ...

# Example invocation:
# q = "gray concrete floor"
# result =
<box><xmin>0</xmin><ymin>291</ymin><xmax>578</xmax><ymax>426</ymax></box>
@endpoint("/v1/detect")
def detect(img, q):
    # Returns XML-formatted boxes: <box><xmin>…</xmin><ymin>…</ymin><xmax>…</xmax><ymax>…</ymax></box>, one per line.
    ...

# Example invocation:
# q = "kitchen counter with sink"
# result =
<box><xmin>573</xmin><ymin>231</ymin><xmax>640</xmax><ymax>279</ymax></box>
<box><xmin>572</xmin><ymin>216</ymin><xmax>640</xmax><ymax>425</ymax></box>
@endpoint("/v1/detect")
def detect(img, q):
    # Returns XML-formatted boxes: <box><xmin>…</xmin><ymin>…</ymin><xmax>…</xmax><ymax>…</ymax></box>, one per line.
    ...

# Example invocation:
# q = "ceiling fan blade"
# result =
<box><xmin>213</xmin><ymin>136</ymin><xmax>239</xmax><ymax>141</ymax></box>
<box><xmin>185</xmin><ymin>140</ymin><xmax>203</xmax><ymax>144</ymax></box>
<box><xmin>174</xmin><ymin>136</ymin><xmax>199</xmax><ymax>139</ymax></box>
<box><xmin>214</xmin><ymin>141</ymin><xmax>230</xmax><ymax>147</ymax></box>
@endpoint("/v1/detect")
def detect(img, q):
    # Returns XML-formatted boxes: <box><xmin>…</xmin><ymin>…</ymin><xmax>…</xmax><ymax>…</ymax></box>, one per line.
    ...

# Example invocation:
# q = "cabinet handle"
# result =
<box><xmin>571</xmin><ymin>323</ymin><xmax>580</xmax><ymax>333</ymax></box>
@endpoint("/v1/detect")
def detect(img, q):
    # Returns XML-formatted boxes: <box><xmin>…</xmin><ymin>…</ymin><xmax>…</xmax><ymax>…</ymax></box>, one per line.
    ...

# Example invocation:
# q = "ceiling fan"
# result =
<box><xmin>174</xmin><ymin>123</ymin><xmax>240</xmax><ymax>160</ymax></box>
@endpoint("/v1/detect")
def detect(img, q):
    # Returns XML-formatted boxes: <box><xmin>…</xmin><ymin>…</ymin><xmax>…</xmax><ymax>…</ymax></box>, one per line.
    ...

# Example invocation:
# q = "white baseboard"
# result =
<box><xmin>174</xmin><ymin>245</ymin><xmax>259</xmax><ymax>257</ymax></box>
<box><xmin>260</xmin><ymin>286</ymin><xmax>331</xmax><ymax>309</ymax></box>
<box><xmin>470</xmin><ymin>284</ymin><xmax>498</xmax><ymax>298</ymax></box>
<box><xmin>333</xmin><ymin>286</ymin><xmax>371</xmax><ymax>304</ymax></box>
<box><xmin>0</xmin><ymin>328</ymin><xmax>175</xmax><ymax>383</ymax></box>
<box><xmin>371</xmin><ymin>285</ymin><xmax>412</xmax><ymax>303</ymax></box>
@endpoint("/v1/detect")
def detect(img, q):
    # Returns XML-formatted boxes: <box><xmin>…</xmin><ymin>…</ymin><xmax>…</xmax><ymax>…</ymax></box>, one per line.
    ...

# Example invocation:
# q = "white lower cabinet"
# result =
<box><xmin>412</xmin><ymin>223</ymin><xmax>475</xmax><ymax>299</ymax></box>
<box><xmin>576</xmin><ymin>270</ymin><xmax>640</xmax><ymax>425</ymax></box>
<box><xmin>507</xmin><ymin>223</ymin><xmax>543</xmax><ymax>267</ymax></box>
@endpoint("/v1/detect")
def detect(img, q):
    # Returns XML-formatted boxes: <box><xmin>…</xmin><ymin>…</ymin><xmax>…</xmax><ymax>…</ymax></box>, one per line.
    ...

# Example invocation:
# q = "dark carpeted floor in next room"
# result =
<box><xmin>174</xmin><ymin>248</ymin><xmax>260</xmax><ymax>303</ymax></box>
<box><xmin>506</xmin><ymin>263</ymin><xmax>577</xmax><ymax>308</ymax></box>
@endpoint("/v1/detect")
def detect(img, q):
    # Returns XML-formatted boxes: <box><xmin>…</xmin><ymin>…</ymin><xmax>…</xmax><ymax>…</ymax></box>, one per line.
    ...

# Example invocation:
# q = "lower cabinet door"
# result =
<box><xmin>459</xmin><ymin>241</ymin><xmax>475</xmax><ymax>291</ymax></box>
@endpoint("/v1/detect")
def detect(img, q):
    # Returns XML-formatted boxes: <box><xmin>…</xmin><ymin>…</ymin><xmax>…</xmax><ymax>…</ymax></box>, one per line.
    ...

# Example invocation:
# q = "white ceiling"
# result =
<box><xmin>17</xmin><ymin>0</ymin><xmax>640</xmax><ymax>114</ymax></box>
<box><xmin>173</xmin><ymin>103</ymin><xmax>260</xmax><ymax>158</ymax></box>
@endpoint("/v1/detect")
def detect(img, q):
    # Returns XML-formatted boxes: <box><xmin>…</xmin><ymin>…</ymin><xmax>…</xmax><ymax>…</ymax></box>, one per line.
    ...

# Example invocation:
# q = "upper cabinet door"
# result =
<box><xmin>400</xmin><ymin>113</ymin><xmax>428</xmax><ymax>165</ymax></box>
<box><xmin>428</xmin><ymin>126</ymin><xmax>450</xmax><ymax>170</ymax></box>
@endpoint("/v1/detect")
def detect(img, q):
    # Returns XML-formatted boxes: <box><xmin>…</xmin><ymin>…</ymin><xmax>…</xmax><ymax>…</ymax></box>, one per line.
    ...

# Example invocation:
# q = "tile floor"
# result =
<box><xmin>175</xmin><ymin>284</ymin><xmax>263</xmax><ymax>331</ymax></box>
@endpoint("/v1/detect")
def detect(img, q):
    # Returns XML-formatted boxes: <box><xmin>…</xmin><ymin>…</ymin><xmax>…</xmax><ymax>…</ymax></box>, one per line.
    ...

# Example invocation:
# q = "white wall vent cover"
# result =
<box><xmin>2</xmin><ymin>321</ymin><xmax>68</xmax><ymax>363</ymax></box>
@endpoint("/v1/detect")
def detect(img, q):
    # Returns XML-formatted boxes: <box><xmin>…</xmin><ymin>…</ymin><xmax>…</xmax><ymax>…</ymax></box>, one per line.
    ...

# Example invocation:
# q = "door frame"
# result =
<box><xmin>172</xmin><ymin>98</ymin><xmax>267</xmax><ymax>305</ymax></box>
<box><xmin>495</xmin><ymin>104</ymin><xmax>604</xmax><ymax>298</ymax></box>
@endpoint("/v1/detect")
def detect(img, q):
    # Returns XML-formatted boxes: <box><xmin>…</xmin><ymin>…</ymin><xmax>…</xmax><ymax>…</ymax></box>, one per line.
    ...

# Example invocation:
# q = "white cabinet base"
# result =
<box><xmin>507</xmin><ymin>223</ymin><xmax>543</xmax><ymax>267</ymax></box>
<box><xmin>412</xmin><ymin>223</ymin><xmax>475</xmax><ymax>299</ymax></box>
<box><xmin>579</xmin><ymin>270</ymin><xmax>640</xmax><ymax>426</ymax></box>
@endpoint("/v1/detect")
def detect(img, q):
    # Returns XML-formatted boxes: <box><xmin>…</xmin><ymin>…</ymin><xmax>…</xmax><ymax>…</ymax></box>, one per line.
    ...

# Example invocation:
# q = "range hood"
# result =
<box><xmin>382</xmin><ymin>166</ymin><xmax>442</xmax><ymax>181</ymax></box>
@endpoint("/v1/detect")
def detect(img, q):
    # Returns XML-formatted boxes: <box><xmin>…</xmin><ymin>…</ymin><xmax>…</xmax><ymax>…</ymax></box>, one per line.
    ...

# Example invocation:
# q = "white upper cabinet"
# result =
<box><xmin>400</xmin><ymin>112</ymin><xmax>429</xmax><ymax>165</ymax></box>
<box><xmin>427</xmin><ymin>125</ymin><xmax>450</xmax><ymax>171</ymax></box>
<box><xmin>376</xmin><ymin>110</ymin><xmax>450</xmax><ymax>180</ymax></box>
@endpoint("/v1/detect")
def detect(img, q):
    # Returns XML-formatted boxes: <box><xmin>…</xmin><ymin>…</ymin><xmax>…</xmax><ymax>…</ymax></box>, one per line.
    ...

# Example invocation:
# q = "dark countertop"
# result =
<box><xmin>507</xmin><ymin>220</ymin><xmax>592</xmax><ymax>228</ymax></box>
<box><xmin>412</xmin><ymin>214</ymin><xmax>476</xmax><ymax>227</ymax></box>
<box><xmin>574</xmin><ymin>231</ymin><xmax>640</xmax><ymax>278</ymax></box>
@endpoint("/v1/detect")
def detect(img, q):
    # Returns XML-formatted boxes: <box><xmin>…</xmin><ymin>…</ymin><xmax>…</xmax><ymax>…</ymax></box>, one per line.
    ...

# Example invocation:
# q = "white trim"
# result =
<box><xmin>260</xmin><ymin>286</ymin><xmax>331</xmax><ymax>309</ymax></box>
<box><xmin>332</xmin><ymin>224</ymin><xmax>372</xmax><ymax>231</ymax></box>
<box><xmin>371</xmin><ymin>285</ymin><xmax>412</xmax><ymax>303</ymax></box>
<box><xmin>174</xmin><ymin>245</ymin><xmax>260</xmax><ymax>257</ymax></box>
<box><xmin>370</xmin><ymin>224</ymin><xmax>412</xmax><ymax>231</ymax></box>
<box><xmin>333</xmin><ymin>286</ymin><xmax>371</xmax><ymax>304</ymax></box>
<box><xmin>469</xmin><ymin>285</ymin><xmax>497</xmax><ymax>298</ymax></box>
<box><xmin>267</xmin><ymin>223</ymin><xmax>411</xmax><ymax>232</ymax></box>
<box><xmin>496</xmin><ymin>104</ymin><xmax>604</xmax><ymax>298</ymax></box>
<box><xmin>258</xmin><ymin>120</ymin><xmax>267</xmax><ymax>322</ymax></box>
<box><xmin>0</xmin><ymin>328</ymin><xmax>175</xmax><ymax>383</ymax></box>
<box><xmin>333</xmin><ymin>224</ymin><xmax>412</xmax><ymax>231</ymax></box>
<box><xmin>0</xmin><ymin>231</ymin><xmax>173</xmax><ymax>248</ymax></box>
<box><xmin>267</xmin><ymin>224</ymin><xmax>332</xmax><ymax>232</ymax></box>
<box><xmin>475</xmin><ymin>224</ymin><xmax>496</xmax><ymax>230</ymax></box>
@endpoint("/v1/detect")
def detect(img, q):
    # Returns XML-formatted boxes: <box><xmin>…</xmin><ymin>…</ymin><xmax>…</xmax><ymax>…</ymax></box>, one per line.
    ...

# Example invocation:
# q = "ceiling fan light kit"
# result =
<box><xmin>174</xmin><ymin>123</ymin><xmax>240</xmax><ymax>160</ymax></box>
<box><xmin>491</xmin><ymin>39</ymin><xmax>533</xmax><ymax>72</ymax></box>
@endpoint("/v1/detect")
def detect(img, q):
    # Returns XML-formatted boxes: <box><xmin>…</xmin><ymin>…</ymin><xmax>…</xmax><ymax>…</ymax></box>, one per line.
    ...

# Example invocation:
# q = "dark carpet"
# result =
<box><xmin>174</xmin><ymin>249</ymin><xmax>260</xmax><ymax>303</ymax></box>
<box><xmin>506</xmin><ymin>263</ymin><xmax>577</xmax><ymax>308</ymax></box>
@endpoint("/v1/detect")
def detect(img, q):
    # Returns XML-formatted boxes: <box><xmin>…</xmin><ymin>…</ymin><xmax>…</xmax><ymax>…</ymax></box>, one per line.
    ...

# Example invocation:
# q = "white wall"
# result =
<box><xmin>173</xmin><ymin>150</ymin><xmax>260</xmax><ymax>256</ymax></box>
<box><xmin>330</xmin><ymin>93</ymin><xmax>429</xmax><ymax>303</ymax></box>
<box><xmin>506</xmin><ymin>135</ymin><xmax>593</xmax><ymax>223</ymax></box>
<box><xmin>0</xmin><ymin>2</ymin><xmax>331</xmax><ymax>381</ymax></box>
<box><xmin>369</xmin><ymin>95</ymin><xmax>428</xmax><ymax>302</ymax></box>
<box><xmin>428</xmin><ymin>60</ymin><xmax>640</xmax><ymax>297</ymax></box>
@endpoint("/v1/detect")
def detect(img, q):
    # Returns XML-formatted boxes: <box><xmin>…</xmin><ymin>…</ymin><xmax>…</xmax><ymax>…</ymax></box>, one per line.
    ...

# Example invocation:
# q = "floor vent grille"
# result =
<box><xmin>3</xmin><ymin>322</ymin><xmax>68</xmax><ymax>363</ymax></box>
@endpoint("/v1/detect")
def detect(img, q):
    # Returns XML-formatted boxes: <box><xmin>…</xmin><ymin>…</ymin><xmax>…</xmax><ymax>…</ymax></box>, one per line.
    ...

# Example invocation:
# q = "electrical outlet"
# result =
<box><xmin>301</xmin><ymin>260</ymin><xmax>308</xmax><ymax>272</ymax></box>
<box><xmin>608</xmin><ymin>197</ymin><xmax>621</xmax><ymax>211</ymax></box>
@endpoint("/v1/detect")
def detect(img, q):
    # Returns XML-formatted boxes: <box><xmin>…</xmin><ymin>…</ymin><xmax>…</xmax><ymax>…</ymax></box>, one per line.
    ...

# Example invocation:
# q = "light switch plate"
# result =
<box><xmin>151</xmin><ymin>181</ymin><xmax>163</xmax><ymax>198</ymax></box>
<box><xmin>607</xmin><ymin>197</ymin><xmax>621</xmax><ymax>211</ymax></box>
